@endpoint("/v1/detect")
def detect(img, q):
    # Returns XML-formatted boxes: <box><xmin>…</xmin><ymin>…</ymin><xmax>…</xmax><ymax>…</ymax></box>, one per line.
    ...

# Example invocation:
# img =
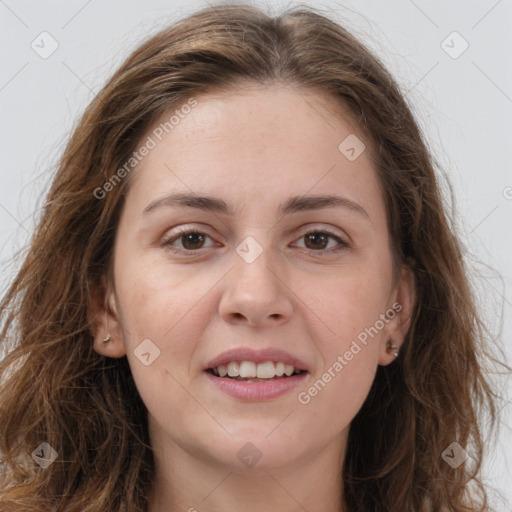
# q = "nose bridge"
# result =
<box><xmin>218</xmin><ymin>235</ymin><xmax>293</xmax><ymax>326</ymax></box>
<box><xmin>235</xmin><ymin>239</ymin><xmax>277</xmax><ymax>294</ymax></box>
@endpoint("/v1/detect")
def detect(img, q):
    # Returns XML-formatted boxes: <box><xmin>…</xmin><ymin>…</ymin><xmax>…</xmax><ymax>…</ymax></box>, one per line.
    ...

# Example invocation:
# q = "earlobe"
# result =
<box><xmin>89</xmin><ymin>279</ymin><xmax>127</xmax><ymax>359</ymax></box>
<box><xmin>378</xmin><ymin>337</ymin><xmax>401</xmax><ymax>366</ymax></box>
<box><xmin>93</xmin><ymin>326</ymin><xmax>127</xmax><ymax>359</ymax></box>
<box><xmin>386</xmin><ymin>338</ymin><xmax>399</xmax><ymax>357</ymax></box>
<box><xmin>378</xmin><ymin>263</ymin><xmax>416</xmax><ymax>366</ymax></box>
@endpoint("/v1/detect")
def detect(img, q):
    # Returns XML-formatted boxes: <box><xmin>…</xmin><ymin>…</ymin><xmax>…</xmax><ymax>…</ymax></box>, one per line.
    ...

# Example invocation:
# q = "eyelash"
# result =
<box><xmin>161</xmin><ymin>226</ymin><xmax>349</xmax><ymax>256</ymax></box>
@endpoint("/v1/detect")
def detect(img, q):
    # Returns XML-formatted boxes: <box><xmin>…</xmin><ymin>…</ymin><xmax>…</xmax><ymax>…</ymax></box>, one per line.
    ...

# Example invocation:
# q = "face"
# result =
<box><xmin>93</xmin><ymin>84</ymin><xmax>415</xmax><ymax>473</ymax></box>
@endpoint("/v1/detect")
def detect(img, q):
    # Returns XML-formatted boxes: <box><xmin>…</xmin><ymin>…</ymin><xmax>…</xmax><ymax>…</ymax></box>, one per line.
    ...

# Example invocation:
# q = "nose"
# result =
<box><xmin>218</xmin><ymin>248</ymin><xmax>294</xmax><ymax>327</ymax></box>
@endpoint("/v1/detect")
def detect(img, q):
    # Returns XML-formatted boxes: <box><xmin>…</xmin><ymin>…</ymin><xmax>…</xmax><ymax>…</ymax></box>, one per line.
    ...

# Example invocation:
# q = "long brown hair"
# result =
<box><xmin>0</xmin><ymin>3</ymin><xmax>505</xmax><ymax>511</ymax></box>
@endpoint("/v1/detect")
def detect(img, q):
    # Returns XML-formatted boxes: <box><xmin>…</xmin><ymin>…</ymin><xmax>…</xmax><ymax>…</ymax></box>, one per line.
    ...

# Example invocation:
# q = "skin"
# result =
<box><xmin>92</xmin><ymin>83</ymin><xmax>415</xmax><ymax>512</ymax></box>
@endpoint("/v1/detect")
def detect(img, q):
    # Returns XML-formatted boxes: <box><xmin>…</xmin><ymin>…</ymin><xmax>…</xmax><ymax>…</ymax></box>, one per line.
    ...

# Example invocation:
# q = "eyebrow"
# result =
<box><xmin>142</xmin><ymin>192</ymin><xmax>370</xmax><ymax>219</ymax></box>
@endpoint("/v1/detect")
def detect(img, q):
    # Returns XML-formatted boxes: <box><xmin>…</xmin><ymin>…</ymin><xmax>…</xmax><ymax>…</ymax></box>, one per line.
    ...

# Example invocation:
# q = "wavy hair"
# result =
<box><xmin>0</xmin><ymin>3</ymin><xmax>504</xmax><ymax>511</ymax></box>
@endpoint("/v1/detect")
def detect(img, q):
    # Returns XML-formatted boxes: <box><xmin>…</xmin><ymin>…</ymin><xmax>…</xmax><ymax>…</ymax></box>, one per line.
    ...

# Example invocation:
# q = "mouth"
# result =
<box><xmin>203</xmin><ymin>347</ymin><xmax>310</xmax><ymax>400</ymax></box>
<box><xmin>206</xmin><ymin>360</ymin><xmax>307</xmax><ymax>382</ymax></box>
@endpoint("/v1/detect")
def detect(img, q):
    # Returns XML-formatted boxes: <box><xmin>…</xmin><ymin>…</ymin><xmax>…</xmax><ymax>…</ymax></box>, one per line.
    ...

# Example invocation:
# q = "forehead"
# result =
<box><xmin>123</xmin><ymin>84</ymin><xmax>383</xmax><ymax>220</ymax></box>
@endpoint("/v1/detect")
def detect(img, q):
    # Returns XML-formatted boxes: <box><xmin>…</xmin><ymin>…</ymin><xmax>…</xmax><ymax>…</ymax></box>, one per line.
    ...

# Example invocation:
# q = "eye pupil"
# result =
<box><xmin>182</xmin><ymin>232</ymin><xmax>205</xmax><ymax>250</ymax></box>
<box><xmin>305</xmin><ymin>232</ymin><xmax>328</xmax><ymax>250</ymax></box>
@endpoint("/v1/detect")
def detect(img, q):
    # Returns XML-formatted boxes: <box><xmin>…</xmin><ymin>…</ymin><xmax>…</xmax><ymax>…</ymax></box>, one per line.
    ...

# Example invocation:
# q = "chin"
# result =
<box><xmin>205</xmin><ymin>434</ymin><xmax>303</xmax><ymax>472</ymax></box>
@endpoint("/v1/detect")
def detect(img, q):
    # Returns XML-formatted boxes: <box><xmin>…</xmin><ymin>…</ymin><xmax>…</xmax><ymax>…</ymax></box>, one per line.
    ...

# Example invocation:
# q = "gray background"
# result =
<box><xmin>0</xmin><ymin>0</ymin><xmax>511</xmax><ymax>508</ymax></box>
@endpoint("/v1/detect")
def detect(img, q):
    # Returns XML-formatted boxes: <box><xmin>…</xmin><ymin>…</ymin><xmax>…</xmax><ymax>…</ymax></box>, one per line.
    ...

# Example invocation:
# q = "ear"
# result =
<box><xmin>378</xmin><ymin>262</ymin><xmax>416</xmax><ymax>366</ymax></box>
<box><xmin>89</xmin><ymin>275</ymin><xmax>127</xmax><ymax>359</ymax></box>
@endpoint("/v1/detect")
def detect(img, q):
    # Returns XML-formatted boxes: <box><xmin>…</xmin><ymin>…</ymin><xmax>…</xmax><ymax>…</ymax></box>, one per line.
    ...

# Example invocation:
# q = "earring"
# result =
<box><xmin>102</xmin><ymin>310</ymin><xmax>111</xmax><ymax>343</ymax></box>
<box><xmin>386</xmin><ymin>339</ymin><xmax>399</xmax><ymax>357</ymax></box>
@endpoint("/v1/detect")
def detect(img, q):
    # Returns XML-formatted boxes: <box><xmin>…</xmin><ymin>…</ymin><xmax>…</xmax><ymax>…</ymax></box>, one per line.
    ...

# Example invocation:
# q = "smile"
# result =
<box><xmin>209</xmin><ymin>360</ymin><xmax>304</xmax><ymax>380</ymax></box>
<box><xmin>203</xmin><ymin>346</ymin><xmax>310</xmax><ymax>400</ymax></box>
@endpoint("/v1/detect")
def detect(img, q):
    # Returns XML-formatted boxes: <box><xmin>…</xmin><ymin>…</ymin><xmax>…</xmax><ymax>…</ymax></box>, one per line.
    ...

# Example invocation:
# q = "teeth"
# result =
<box><xmin>227</xmin><ymin>362</ymin><xmax>239</xmax><ymax>377</ymax></box>
<box><xmin>212</xmin><ymin>361</ymin><xmax>303</xmax><ymax>379</ymax></box>
<box><xmin>284</xmin><ymin>364</ymin><xmax>294</xmax><ymax>376</ymax></box>
<box><xmin>256</xmin><ymin>361</ymin><xmax>275</xmax><ymax>378</ymax></box>
<box><xmin>239</xmin><ymin>361</ymin><xmax>257</xmax><ymax>378</ymax></box>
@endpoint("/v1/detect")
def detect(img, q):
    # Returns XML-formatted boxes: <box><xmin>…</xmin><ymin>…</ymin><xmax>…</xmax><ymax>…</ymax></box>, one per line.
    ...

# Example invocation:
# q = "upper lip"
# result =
<box><xmin>204</xmin><ymin>347</ymin><xmax>309</xmax><ymax>372</ymax></box>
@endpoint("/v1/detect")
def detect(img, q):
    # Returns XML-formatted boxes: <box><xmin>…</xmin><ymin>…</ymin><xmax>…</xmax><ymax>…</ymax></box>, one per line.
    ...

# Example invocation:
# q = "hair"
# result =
<box><xmin>0</xmin><ymin>2</ymin><xmax>506</xmax><ymax>511</ymax></box>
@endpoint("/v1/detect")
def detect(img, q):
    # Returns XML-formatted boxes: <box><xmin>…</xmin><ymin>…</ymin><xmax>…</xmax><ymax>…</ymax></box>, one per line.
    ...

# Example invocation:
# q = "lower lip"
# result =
<box><xmin>204</xmin><ymin>371</ymin><xmax>308</xmax><ymax>401</ymax></box>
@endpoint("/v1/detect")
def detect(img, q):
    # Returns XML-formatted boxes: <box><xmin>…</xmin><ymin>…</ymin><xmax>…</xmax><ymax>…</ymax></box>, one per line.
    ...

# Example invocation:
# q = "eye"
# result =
<box><xmin>292</xmin><ymin>229</ymin><xmax>349</xmax><ymax>254</ymax></box>
<box><xmin>161</xmin><ymin>228</ymin><xmax>217</xmax><ymax>253</ymax></box>
<box><xmin>161</xmin><ymin>227</ymin><xmax>349</xmax><ymax>256</ymax></box>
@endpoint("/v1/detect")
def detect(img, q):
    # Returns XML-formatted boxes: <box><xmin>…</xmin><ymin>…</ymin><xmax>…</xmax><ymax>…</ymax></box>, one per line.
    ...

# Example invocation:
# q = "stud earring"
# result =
<box><xmin>386</xmin><ymin>338</ymin><xmax>399</xmax><ymax>357</ymax></box>
<box><xmin>102</xmin><ymin>310</ymin><xmax>111</xmax><ymax>343</ymax></box>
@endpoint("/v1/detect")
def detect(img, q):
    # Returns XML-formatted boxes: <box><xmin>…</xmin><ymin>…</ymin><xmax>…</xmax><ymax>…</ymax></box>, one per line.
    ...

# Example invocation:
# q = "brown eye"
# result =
<box><xmin>179</xmin><ymin>232</ymin><xmax>207</xmax><ymax>250</ymax></box>
<box><xmin>304</xmin><ymin>232</ymin><xmax>330</xmax><ymax>250</ymax></box>
<box><xmin>162</xmin><ymin>229</ymin><xmax>215</xmax><ymax>253</ymax></box>
<box><xmin>294</xmin><ymin>230</ymin><xmax>349</xmax><ymax>254</ymax></box>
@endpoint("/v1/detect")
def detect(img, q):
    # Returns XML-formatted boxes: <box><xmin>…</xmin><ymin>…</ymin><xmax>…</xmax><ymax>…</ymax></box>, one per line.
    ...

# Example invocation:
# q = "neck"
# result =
<box><xmin>147</xmin><ymin>423</ymin><xmax>347</xmax><ymax>512</ymax></box>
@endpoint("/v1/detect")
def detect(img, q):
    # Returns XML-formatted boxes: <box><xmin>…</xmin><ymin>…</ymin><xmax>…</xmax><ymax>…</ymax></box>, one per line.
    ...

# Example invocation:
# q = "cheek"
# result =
<box><xmin>305</xmin><ymin>263</ymin><xmax>393</xmax><ymax>346</ymax></box>
<box><xmin>113</xmin><ymin>259</ymin><xmax>226</xmax><ymax>401</ymax></box>
<box><xmin>114</xmin><ymin>251</ymin><xmax>207</xmax><ymax>337</ymax></box>
<box><xmin>115</xmin><ymin>272</ymin><xmax>204</xmax><ymax>425</ymax></box>
<box><xmin>296</xmin><ymin>338</ymin><xmax>378</xmax><ymax>436</ymax></box>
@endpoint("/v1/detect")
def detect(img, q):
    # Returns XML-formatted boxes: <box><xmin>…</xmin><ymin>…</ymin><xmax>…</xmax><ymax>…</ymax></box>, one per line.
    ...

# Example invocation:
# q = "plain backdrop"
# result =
<box><xmin>0</xmin><ymin>0</ymin><xmax>511</xmax><ymax>509</ymax></box>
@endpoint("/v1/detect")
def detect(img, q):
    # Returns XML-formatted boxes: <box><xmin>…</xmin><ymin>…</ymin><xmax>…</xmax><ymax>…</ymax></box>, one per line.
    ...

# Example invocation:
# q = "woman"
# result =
<box><xmin>0</xmin><ymin>3</ymin><xmax>503</xmax><ymax>511</ymax></box>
